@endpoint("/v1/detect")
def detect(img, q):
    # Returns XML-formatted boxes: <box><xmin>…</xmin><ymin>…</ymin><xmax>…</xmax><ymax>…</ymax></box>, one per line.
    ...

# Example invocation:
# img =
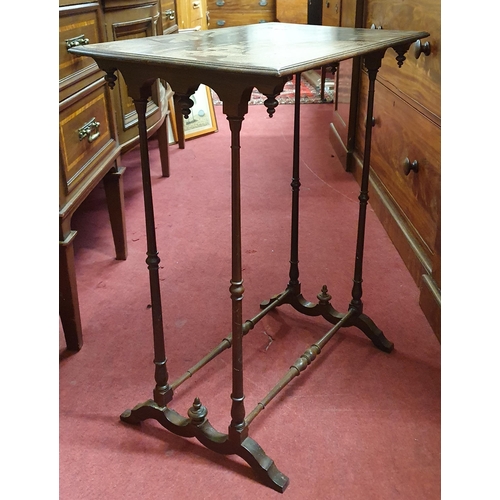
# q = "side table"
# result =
<box><xmin>70</xmin><ymin>23</ymin><xmax>429</xmax><ymax>492</ymax></box>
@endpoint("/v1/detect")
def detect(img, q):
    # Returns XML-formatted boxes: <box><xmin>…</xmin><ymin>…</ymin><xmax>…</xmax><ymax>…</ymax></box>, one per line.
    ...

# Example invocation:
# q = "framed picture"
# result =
<box><xmin>182</xmin><ymin>84</ymin><xmax>218</xmax><ymax>140</ymax></box>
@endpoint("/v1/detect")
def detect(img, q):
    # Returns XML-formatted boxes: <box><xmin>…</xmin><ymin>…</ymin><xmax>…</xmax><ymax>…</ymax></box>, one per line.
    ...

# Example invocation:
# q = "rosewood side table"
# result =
<box><xmin>69</xmin><ymin>23</ymin><xmax>429</xmax><ymax>493</ymax></box>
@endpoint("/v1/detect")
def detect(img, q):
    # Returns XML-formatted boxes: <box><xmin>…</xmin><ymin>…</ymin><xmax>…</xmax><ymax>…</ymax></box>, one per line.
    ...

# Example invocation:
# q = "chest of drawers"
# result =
<box><xmin>329</xmin><ymin>0</ymin><xmax>441</xmax><ymax>339</ymax></box>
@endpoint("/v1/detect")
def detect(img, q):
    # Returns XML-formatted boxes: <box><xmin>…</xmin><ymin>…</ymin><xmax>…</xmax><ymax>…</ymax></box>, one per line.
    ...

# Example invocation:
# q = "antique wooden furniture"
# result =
<box><xmin>328</xmin><ymin>0</ymin><xmax>441</xmax><ymax>339</ymax></box>
<box><xmin>207</xmin><ymin>0</ymin><xmax>276</xmax><ymax>29</ymax></box>
<box><xmin>59</xmin><ymin>0</ymin><xmax>172</xmax><ymax>351</ymax></box>
<box><xmin>70</xmin><ymin>23</ymin><xmax>428</xmax><ymax>490</ymax></box>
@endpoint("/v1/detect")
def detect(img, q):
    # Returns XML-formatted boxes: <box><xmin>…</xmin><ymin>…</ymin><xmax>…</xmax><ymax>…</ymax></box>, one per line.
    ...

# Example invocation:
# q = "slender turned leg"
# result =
<box><xmin>348</xmin><ymin>51</ymin><xmax>393</xmax><ymax>352</ymax></box>
<box><xmin>260</xmin><ymin>73</ymin><xmax>344</xmax><ymax>323</ymax></box>
<box><xmin>122</xmin><ymin>93</ymin><xmax>173</xmax><ymax>411</ymax></box>
<box><xmin>288</xmin><ymin>72</ymin><xmax>302</xmax><ymax>290</ymax></box>
<box><xmin>227</xmin><ymin>115</ymin><xmax>248</xmax><ymax>442</ymax></box>
<box><xmin>116</xmin><ymin>82</ymin><xmax>287</xmax><ymax>492</ymax></box>
<box><xmin>259</xmin><ymin>66</ymin><xmax>392</xmax><ymax>351</ymax></box>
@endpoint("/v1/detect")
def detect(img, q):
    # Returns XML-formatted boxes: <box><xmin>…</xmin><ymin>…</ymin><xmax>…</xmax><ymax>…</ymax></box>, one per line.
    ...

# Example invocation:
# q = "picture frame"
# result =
<box><xmin>182</xmin><ymin>84</ymin><xmax>218</xmax><ymax>140</ymax></box>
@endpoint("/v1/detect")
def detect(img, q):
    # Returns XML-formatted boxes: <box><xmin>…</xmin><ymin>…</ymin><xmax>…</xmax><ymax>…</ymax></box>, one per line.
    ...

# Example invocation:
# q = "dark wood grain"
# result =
<box><xmin>365</xmin><ymin>0</ymin><xmax>440</xmax><ymax>121</ymax></box>
<box><xmin>356</xmin><ymin>77</ymin><xmax>440</xmax><ymax>253</ymax></box>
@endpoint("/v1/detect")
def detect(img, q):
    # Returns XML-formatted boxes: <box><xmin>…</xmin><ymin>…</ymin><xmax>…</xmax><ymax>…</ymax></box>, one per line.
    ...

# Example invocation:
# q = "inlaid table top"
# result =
<box><xmin>69</xmin><ymin>22</ymin><xmax>429</xmax><ymax>78</ymax></box>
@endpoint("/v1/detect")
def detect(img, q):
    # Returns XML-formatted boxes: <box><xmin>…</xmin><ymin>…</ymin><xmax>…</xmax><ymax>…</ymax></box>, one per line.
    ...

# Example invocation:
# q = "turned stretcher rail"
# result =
<box><xmin>244</xmin><ymin>309</ymin><xmax>354</xmax><ymax>426</ymax></box>
<box><xmin>170</xmin><ymin>288</ymin><xmax>292</xmax><ymax>391</ymax></box>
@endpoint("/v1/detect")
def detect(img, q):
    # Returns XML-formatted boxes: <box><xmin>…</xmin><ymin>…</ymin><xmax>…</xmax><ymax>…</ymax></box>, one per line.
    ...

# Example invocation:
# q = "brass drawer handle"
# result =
<box><xmin>414</xmin><ymin>39</ymin><xmax>431</xmax><ymax>59</ymax></box>
<box><xmin>65</xmin><ymin>34</ymin><xmax>90</xmax><ymax>50</ymax></box>
<box><xmin>164</xmin><ymin>9</ymin><xmax>175</xmax><ymax>20</ymax></box>
<box><xmin>78</xmin><ymin>117</ymin><xmax>100</xmax><ymax>143</ymax></box>
<box><xmin>403</xmin><ymin>158</ymin><xmax>419</xmax><ymax>176</ymax></box>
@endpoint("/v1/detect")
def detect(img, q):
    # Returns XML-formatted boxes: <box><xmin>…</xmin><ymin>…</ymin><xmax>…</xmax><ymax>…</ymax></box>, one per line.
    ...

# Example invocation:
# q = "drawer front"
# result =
<box><xmin>365</xmin><ymin>0</ymin><xmax>441</xmax><ymax>121</ymax></box>
<box><xmin>209</xmin><ymin>12</ymin><xmax>275</xmax><ymax>29</ymax></box>
<box><xmin>161</xmin><ymin>0</ymin><xmax>178</xmax><ymax>33</ymax></box>
<box><xmin>208</xmin><ymin>0</ymin><xmax>275</xmax><ymax>11</ymax></box>
<box><xmin>208</xmin><ymin>0</ymin><xmax>276</xmax><ymax>28</ymax></box>
<box><xmin>357</xmin><ymin>77</ymin><xmax>440</xmax><ymax>254</ymax></box>
<box><xmin>59</xmin><ymin>4</ymin><xmax>102</xmax><ymax>92</ymax></box>
<box><xmin>59</xmin><ymin>78</ymin><xmax>117</xmax><ymax>195</ymax></box>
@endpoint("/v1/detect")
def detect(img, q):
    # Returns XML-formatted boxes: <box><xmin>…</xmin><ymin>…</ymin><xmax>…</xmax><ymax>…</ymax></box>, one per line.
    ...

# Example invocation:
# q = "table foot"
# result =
<box><xmin>348</xmin><ymin>312</ymin><xmax>394</xmax><ymax>352</ymax></box>
<box><xmin>260</xmin><ymin>284</ymin><xmax>393</xmax><ymax>352</ymax></box>
<box><xmin>120</xmin><ymin>397</ymin><xmax>289</xmax><ymax>493</ymax></box>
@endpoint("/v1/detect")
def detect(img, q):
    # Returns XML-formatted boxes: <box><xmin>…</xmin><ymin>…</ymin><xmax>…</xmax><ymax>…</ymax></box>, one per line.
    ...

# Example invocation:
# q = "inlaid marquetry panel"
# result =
<box><xmin>59</xmin><ymin>78</ymin><xmax>117</xmax><ymax>195</ymax></box>
<box><xmin>59</xmin><ymin>3</ymin><xmax>103</xmax><ymax>95</ymax></box>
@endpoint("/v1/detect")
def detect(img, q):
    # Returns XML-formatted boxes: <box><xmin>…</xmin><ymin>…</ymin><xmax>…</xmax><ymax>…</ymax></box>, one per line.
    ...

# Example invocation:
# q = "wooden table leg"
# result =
<box><xmin>59</xmin><ymin>217</ymin><xmax>83</xmax><ymax>351</ymax></box>
<box><xmin>156</xmin><ymin>115</ymin><xmax>170</xmax><ymax>177</ymax></box>
<box><xmin>103</xmin><ymin>163</ymin><xmax>128</xmax><ymax>260</ymax></box>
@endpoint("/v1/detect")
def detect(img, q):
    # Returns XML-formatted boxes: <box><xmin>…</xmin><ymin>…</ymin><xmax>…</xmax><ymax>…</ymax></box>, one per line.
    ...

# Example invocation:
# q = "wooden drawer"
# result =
<box><xmin>161</xmin><ymin>0</ymin><xmax>178</xmax><ymax>33</ymax></box>
<box><xmin>60</xmin><ymin>0</ymin><xmax>95</xmax><ymax>6</ymax></box>
<box><xmin>208</xmin><ymin>0</ymin><xmax>275</xmax><ymax>28</ymax></box>
<box><xmin>59</xmin><ymin>78</ymin><xmax>118</xmax><ymax>197</ymax></box>
<box><xmin>365</xmin><ymin>0</ymin><xmax>441</xmax><ymax>122</ymax></box>
<box><xmin>208</xmin><ymin>0</ymin><xmax>275</xmax><ymax>11</ymax></box>
<box><xmin>209</xmin><ymin>13</ymin><xmax>274</xmax><ymax>28</ymax></box>
<box><xmin>102</xmin><ymin>0</ymin><xmax>160</xmax><ymax>9</ymax></box>
<box><xmin>59</xmin><ymin>3</ymin><xmax>103</xmax><ymax>96</ymax></box>
<box><xmin>357</xmin><ymin>77</ymin><xmax>440</xmax><ymax>254</ymax></box>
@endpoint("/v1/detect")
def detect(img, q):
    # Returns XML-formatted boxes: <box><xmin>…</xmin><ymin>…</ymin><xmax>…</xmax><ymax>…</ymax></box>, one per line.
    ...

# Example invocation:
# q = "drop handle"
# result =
<box><xmin>78</xmin><ymin>117</ymin><xmax>100</xmax><ymax>143</ymax></box>
<box><xmin>66</xmin><ymin>34</ymin><xmax>89</xmax><ymax>50</ymax></box>
<box><xmin>414</xmin><ymin>39</ymin><xmax>431</xmax><ymax>59</ymax></box>
<box><xmin>403</xmin><ymin>158</ymin><xmax>419</xmax><ymax>176</ymax></box>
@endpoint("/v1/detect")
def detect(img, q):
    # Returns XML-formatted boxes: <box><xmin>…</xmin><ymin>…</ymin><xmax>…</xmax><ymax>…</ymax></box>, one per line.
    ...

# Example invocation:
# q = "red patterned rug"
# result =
<box><xmin>212</xmin><ymin>73</ymin><xmax>334</xmax><ymax>106</ymax></box>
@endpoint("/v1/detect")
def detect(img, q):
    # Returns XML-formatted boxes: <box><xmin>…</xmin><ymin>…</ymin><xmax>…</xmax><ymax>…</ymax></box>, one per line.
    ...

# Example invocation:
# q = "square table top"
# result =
<box><xmin>69</xmin><ymin>23</ymin><xmax>429</xmax><ymax>78</ymax></box>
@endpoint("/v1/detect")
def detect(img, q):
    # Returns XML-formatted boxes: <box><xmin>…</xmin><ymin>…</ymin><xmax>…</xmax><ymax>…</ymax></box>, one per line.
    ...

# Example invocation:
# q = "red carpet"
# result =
<box><xmin>60</xmin><ymin>103</ymin><xmax>440</xmax><ymax>499</ymax></box>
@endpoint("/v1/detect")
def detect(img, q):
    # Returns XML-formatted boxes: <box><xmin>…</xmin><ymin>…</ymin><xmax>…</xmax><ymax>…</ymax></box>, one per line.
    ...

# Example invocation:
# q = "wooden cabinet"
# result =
<box><xmin>329</xmin><ymin>0</ymin><xmax>441</xmax><ymax>339</ymax></box>
<box><xmin>59</xmin><ymin>0</ymin><xmax>171</xmax><ymax>351</ymax></box>
<box><xmin>207</xmin><ymin>0</ymin><xmax>276</xmax><ymax>29</ymax></box>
